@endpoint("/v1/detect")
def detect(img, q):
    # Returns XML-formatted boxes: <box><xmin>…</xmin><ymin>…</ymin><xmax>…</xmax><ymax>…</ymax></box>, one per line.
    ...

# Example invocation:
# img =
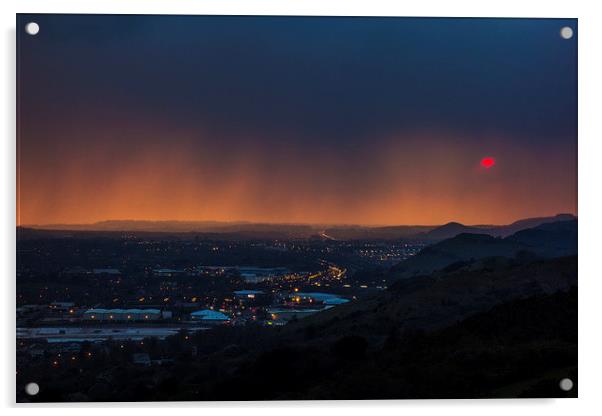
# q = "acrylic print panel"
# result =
<box><xmin>16</xmin><ymin>14</ymin><xmax>577</xmax><ymax>402</ymax></box>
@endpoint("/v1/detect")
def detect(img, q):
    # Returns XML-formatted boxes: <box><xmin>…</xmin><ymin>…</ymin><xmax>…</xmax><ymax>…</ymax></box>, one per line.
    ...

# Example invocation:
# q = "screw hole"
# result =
<box><xmin>560</xmin><ymin>26</ymin><xmax>573</xmax><ymax>40</ymax></box>
<box><xmin>25</xmin><ymin>382</ymin><xmax>39</xmax><ymax>396</ymax></box>
<box><xmin>25</xmin><ymin>22</ymin><xmax>40</xmax><ymax>36</ymax></box>
<box><xmin>559</xmin><ymin>378</ymin><xmax>573</xmax><ymax>391</ymax></box>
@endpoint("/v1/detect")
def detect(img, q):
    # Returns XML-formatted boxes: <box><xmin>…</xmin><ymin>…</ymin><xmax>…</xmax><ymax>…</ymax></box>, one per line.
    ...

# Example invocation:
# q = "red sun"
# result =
<box><xmin>481</xmin><ymin>157</ymin><xmax>495</xmax><ymax>168</ymax></box>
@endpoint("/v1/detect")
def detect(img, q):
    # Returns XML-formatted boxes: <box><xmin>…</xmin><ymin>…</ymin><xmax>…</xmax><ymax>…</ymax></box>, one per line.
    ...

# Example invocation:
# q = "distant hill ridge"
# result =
<box><xmin>19</xmin><ymin>214</ymin><xmax>576</xmax><ymax>242</ymax></box>
<box><xmin>392</xmin><ymin>219</ymin><xmax>577</xmax><ymax>279</ymax></box>
<box><xmin>419</xmin><ymin>221</ymin><xmax>483</xmax><ymax>240</ymax></box>
<box><xmin>419</xmin><ymin>213</ymin><xmax>576</xmax><ymax>241</ymax></box>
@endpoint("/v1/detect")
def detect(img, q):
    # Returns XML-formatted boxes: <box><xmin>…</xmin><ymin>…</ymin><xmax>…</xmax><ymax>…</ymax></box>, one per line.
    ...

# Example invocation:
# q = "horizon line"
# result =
<box><xmin>17</xmin><ymin>213</ymin><xmax>577</xmax><ymax>230</ymax></box>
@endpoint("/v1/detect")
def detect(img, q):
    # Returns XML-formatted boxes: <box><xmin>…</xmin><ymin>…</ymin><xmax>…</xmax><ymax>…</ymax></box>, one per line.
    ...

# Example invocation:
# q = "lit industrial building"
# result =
<box><xmin>83</xmin><ymin>308</ymin><xmax>162</xmax><ymax>321</ymax></box>
<box><xmin>189</xmin><ymin>309</ymin><xmax>230</xmax><ymax>324</ymax></box>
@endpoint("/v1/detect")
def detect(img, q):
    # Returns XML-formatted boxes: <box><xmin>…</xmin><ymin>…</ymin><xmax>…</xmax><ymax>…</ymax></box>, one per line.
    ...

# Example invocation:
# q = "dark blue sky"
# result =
<box><xmin>17</xmin><ymin>15</ymin><xmax>577</xmax><ymax>225</ymax></box>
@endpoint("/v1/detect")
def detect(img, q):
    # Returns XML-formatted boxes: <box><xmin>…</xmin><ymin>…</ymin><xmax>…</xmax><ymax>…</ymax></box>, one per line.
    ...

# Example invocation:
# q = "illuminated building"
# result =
<box><xmin>83</xmin><ymin>308</ymin><xmax>162</xmax><ymax>321</ymax></box>
<box><xmin>189</xmin><ymin>309</ymin><xmax>230</xmax><ymax>324</ymax></box>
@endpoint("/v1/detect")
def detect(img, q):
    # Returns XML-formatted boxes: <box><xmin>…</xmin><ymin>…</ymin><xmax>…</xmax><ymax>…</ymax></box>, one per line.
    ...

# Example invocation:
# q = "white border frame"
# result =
<box><xmin>3</xmin><ymin>1</ymin><xmax>601</xmax><ymax>415</ymax></box>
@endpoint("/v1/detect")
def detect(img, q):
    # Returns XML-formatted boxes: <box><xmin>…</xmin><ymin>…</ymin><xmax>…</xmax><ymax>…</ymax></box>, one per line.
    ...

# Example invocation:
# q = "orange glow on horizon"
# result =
<box><xmin>17</xmin><ymin>128</ymin><xmax>577</xmax><ymax>227</ymax></box>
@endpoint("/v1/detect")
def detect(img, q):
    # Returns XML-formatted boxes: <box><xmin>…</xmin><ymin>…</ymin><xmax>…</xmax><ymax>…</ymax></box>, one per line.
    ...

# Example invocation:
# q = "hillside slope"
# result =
<box><xmin>284</xmin><ymin>255</ymin><xmax>576</xmax><ymax>342</ymax></box>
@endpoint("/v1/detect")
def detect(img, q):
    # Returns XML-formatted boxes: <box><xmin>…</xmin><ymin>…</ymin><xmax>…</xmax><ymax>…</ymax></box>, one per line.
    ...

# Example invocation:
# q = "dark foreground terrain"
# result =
<box><xmin>17</xmin><ymin>254</ymin><xmax>577</xmax><ymax>401</ymax></box>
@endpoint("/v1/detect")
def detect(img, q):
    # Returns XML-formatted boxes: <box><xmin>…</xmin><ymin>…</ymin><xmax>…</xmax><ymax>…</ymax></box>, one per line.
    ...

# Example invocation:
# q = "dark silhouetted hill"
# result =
<box><xmin>494</xmin><ymin>213</ymin><xmax>576</xmax><ymax>237</ymax></box>
<box><xmin>415</xmin><ymin>214</ymin><xmax>576</xmax><ymax>241</ymax></box>
<box><xmin>289</xmin><ymin>255</ymin><xmax>576</xmax><ymax>340</ymax></box>
<box><xmin>506</xmin><ymin>219</ymin><xmax>577</xmax><ymax>257</ymax></box>
<box><xmin>419</xmin><ymin>222</ymin><xmax>487</xmax><ymax>241</ymax></box>
<box><xmin>391</xmin><ymin>219</ymin><xmax>577</xmax><ymax>279</ymax></box>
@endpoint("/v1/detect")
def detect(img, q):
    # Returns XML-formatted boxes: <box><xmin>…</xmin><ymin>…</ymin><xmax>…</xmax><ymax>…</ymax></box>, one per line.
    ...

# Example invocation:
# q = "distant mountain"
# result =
<box><xmin>493</xmin><ymin>213</ymin><xmax>576</xmax><ymax>237</ymax></box>
<box><xmin>414</xmin><ymin>213</ymin><xmax>576</xmax><ymax>241</ymax></box>
<box><xmin>20</xmin><ymin>214</ymin><xmax>576</xmax><ymax>241</ymax></box>
<box><xmin>19</xmin><ymin>220</ymin><xmax>320</xmax><ymax>238</ymax></box>
<box><xmin>419</xmin><ymin>222</ymin><xmax>486</xmax><ymax>240</ymax></box>
<box><xmin>391</xmin><ymin>219</ymin><xmax>577</xmax><ymax>279</ymax></box>
<box><xmin>317</xmin><ymin>215</ymin><xmax>575</xmax><ymax>241</ymax></box>
<box><xmin>21</xmin><ymin>221</ymin><xmax>437</xmax><ymax>241</ymax></box>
